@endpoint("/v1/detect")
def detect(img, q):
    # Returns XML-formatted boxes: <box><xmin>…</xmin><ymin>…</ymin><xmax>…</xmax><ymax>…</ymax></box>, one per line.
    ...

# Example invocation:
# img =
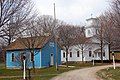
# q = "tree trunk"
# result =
<box><xmin>28</xmin><ymin>69</ymin><xmax>31</xmax><ymax>80</ymax></box>
<box><xmin>100</xmin><ymin>24</ymin><xmax>103</xmax><ymax>64</ymax></box>
<box><xmin>100</xmin><ymin>40</ymin><xmax>103</xmax><ymax>64</ymax></box>
<box><xmin>31</xmin><ymin>51</ymin><xmax>35</xmax><ymax>73</ymax></box>
<box><xmin>81</xmin><ymin>49</ymin><xmax>84</xmax><ymax>62</ymax></box>
<box><xmin>55</xmin><ymin>42</ymin><xmax>58</xmax><ymax>71</ymax></box>
<box><xmin>108</xmin><ymin>43</ymin><xmax>111</xmax><ymax>61</ymax></box>
<box><xmin>32</xmin><ymin>60</ymin><xmax>35</xmax><ymax>73</ymax></box>
<box><xmin>66</xmin><ymin>49</ymin><xmax>69</xmax><ymax>67</ymax></box>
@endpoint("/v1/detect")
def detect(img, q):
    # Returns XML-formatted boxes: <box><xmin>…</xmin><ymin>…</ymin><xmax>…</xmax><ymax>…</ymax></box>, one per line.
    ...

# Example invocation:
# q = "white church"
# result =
<box><xmin>61</xmin><ymin>18</ymin><xmax>109</xmax><ymax>62</ymax></box>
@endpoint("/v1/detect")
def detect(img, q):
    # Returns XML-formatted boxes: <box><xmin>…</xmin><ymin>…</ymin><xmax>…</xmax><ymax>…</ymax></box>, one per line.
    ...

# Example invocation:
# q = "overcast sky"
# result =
<box><xmin>33</xmin><ymin>0</ymin><xmax>110</xmax><ymax>25</ymax></box>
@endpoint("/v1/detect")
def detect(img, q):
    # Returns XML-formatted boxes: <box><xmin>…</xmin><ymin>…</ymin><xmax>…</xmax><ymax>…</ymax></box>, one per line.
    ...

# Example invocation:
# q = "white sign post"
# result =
<box><xmin>112</xmin><ymin>52</ymin><xmax>115</xmax><ymax>69</ymax></box>
<box><xmin>23</xmin><ymin>56</ymin><xmax>26</xmax><ymax>79</ymax></box>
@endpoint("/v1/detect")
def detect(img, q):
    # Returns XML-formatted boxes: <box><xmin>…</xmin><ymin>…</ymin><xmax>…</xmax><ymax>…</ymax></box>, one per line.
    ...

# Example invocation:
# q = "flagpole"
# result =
<box><xmin>53</xmin><ymin>3</ymin><xmax>58</xmax><ymax>71</ymax></box>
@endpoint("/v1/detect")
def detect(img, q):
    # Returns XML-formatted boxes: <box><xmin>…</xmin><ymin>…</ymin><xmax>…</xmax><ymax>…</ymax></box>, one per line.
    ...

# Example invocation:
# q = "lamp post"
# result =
<box><xmin>23</xmin><ymin>55</ymin><xmax>26</xmax><ymax>79</ymax></box>
<box><xmin>112</xmin><ymin>51</ymin><xmax>115</xmax><ymax>69</ymax></box>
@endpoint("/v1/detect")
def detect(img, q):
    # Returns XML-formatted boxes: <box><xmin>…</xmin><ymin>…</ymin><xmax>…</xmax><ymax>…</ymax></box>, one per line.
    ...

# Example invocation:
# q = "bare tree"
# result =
<box><xmin>94</xmin><ymin>0</ymin><xmax>120</xmax><ymax>62</ymax></box>
<box><xmin>97</xmin><ymin>17</ymin><xmax>106</xmax><ymax>63</ymax></box>
<box><xmin>18</xmin><ymin>19</ymin><xmax>43</xmax><ymax>73</ymax></box>
<box><xmin>36</xmin><ymin>15</ymin><xmax>63</xmax><ymax>36</ymax></box>
<box><xmin>58</xmin><ymin>24</ymin><xmax>76</xmax><ymax>67</ymax></box>
<box><xmin>110</xmin><ymin>0</ymin><xmax>120</xmax><ymax>28</ymax></box>
<box><xmin>0</xmin><ymin>0</ymin><xmax>33</xmax><ymax>45</ymax></box>
<box><xmin>96</xmin><ymin>14</ymin><xmax>114</xmax><ymax>63</ymax></box>
<box><xmin>109</xmin><ymin>0</ymin><xmax>120</xmax><ymax>50</ymax></box>
<box><xmin>37</xmin><ymin>15</ymin><xmax>55</xmax><ymax>35</ymax></box>
<box><xmin>98</xmin><ymin>13</ymin><xmax>115</xmax><ymax>61</ymax></box>
<box><xmin>75</xmin><ymin>27</ymin><xmax>91</xmax><ymax>62</ymax></box>
<box><xmin>36</xmin><ymin>15</ymin><xmax>64</xmax><ymax>71</ymax></box>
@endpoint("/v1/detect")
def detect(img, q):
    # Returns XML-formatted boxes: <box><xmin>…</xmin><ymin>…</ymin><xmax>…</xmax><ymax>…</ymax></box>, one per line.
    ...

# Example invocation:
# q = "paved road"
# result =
<box><xmin>51</xmin><ymin>64</ymin><xmax>120</xmax><ymax>80</ymax></box>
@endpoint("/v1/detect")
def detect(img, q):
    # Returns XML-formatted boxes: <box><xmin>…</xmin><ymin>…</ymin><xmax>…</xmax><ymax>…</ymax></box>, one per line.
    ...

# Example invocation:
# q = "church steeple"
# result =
<box><xmin>85</xmin><ymin>17</ymin><xmax>99</xmax><ymax>37</ymax></box>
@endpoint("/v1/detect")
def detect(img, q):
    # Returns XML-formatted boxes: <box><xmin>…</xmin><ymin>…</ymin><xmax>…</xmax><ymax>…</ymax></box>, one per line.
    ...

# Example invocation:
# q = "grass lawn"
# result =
<box><xmin>97</xmin><ymin>67</ymin><xmax>120</xmax><ymax>80</ymax></box>
<box><xmin>0</xmin><ymin>62</ymin><xmax>109</xmax><ymax>80</ymax></box>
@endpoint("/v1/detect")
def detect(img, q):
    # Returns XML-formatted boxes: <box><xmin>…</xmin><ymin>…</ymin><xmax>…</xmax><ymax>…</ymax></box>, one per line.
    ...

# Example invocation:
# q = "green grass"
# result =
<box><xmin>0</xmin><ymin>62</ymin><xmax>109</xmax><ymax>80</ymax></box>
<box><xmin>97</xmin><ymin>67</ymin><xmax>120</xmax><ymax>80</ymax></box>
<box><xmin>62</xmin><ymin>62</ymin><xmax>108</xmax><ymax>67</ymax></box>
<box><xmin>0</xmin><ymin>66</ymin><xmax>78</xmax><ymax>80</ymax></box>
<box><xmin>0</xmin><ymin>63</ymin><xmax>5</xmax><ymax>69</ymax></box>
<box><xmin>0</xmin><ymin>77</ymin><xmax>21</xmax><ymax>80</ymax></box>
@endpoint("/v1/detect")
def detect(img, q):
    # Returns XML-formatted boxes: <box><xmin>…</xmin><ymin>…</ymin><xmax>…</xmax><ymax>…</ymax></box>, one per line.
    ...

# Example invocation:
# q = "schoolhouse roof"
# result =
<box><xmin>6</xmin><ymin>36</ymin><xmax>52</xmax><ymax>50</ymax></box>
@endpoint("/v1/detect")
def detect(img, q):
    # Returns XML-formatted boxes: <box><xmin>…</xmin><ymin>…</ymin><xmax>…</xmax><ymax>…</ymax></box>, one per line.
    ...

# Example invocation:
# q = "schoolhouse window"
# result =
<box><xmin>31</xmin><ymin>52</ymin><xmax>34</xmax><ymax>61</ymax></box>
<box><xmin>70</xmin><ymin>52</ymin><xmax>72</xmax><ymax>57</ymax></box>
<box><xmin>12</xmin><ymin>53</ymin><xmax>15</xmax><ymax>62</ymax></box>
<box><xmin>77</xmin><ymin>51</ymin><xmax>80</xmax><ymax>57</ymax></box>
<box><xmin>63</xmin><ymin>52</ymin><xmax>65</xmax><ymax>58</ymax></box>
<box><xmin>89</xmin><ymin>51</ymin><xmax>92</xmax><ymax>57</ymax></box>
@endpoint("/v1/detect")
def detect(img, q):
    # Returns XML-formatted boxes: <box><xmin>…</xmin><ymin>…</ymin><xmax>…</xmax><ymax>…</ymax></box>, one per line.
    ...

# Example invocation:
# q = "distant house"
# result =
<box><xmin>61</xmin><ymin>18</ymin><xmax>109</xmax><ymax>62</ymax></box>
<box><xmin>110</xmin><ymin>46</ymin><xmax>120</xmax><ymax>60</ymax></box>
<box><xmin>6</xmin><ymin>36</ymin><xmax>61</xmax><ymax>69</ymax></box>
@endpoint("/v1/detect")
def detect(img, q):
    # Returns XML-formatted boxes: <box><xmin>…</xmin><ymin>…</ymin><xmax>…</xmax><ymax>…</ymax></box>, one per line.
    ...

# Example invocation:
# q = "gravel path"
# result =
<box><xmin>51</xmin><ymin>64</ymin><xmax>120</xmax><ymax>80</ymax></box>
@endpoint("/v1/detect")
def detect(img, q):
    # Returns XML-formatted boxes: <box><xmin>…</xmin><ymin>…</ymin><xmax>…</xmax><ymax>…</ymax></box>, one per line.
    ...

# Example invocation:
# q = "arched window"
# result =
<box><xmin>12</xmin><ymin>53</ymin><xmax>15</xmax><ymax>62</ymax></box>
<box><xmin>77</xmin><ymin>51</ymin><xmax>80</xmax><ymax>57</ymax></box>
<box><xmin>63</xmin><ymin>52</ymin><xmax>65</xmax><ymax>58</ymax></box>
<box><xmin>70</xmin><ymin>52</ymin><xmax>72</xmax><ymax>57</ymax></box>
<box><xmin>31</xmin><ymin>52</ymin><xmax>34</xmax><ymax>61</ymax></box>
<box><xmin>89</xmin><ymin>51</ymin><xmax>92</xmax><ymax>57</ymax></box>
<box><xmin>103</xmin><ymin>52</ymin><xmax>105</xmax><ymax>57</ymax></box>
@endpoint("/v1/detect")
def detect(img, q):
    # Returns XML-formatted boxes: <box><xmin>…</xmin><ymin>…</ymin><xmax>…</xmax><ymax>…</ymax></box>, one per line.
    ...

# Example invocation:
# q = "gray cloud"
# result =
<box><xmin>33</xmin><ymin>0</ymin><xmax>110</xmax><ymax>25</ymax></box>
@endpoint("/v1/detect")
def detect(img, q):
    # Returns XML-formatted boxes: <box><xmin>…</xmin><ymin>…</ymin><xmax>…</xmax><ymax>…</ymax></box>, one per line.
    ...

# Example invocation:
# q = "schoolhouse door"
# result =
<box><xmin>50</xmin><ymin>53</ymin><xmax>54</xmax><ymax>66</ymax></box>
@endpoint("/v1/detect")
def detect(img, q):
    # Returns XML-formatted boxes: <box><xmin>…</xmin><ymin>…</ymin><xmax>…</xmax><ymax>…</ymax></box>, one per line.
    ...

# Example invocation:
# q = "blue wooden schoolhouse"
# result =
<box><xmin>6</xmin><ymin>36</ymin><xmax>61</xmax><ymax>69</ymax></box>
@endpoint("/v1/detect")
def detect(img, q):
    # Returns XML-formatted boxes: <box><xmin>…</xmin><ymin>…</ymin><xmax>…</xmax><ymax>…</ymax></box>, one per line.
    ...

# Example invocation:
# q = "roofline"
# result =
<box><xmin>6</xmin><ymin>35</ymin><xmax>53</xmax><ymax>51</ymax></box>
<box><xmin>86</xmin><ymin>18</ymin><xmax>98</xmax><ymax>21</ymax></box>
<box><xmin>6</xmin><ymin>48</ymin><xmax>41</xmax><ymax>52</ymax></box>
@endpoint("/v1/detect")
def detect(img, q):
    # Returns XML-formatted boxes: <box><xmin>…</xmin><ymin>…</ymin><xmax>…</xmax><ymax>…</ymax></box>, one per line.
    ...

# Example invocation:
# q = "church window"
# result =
<box><xmin>89</xmin><ymin>51</ymin><xmax>92</xmax><ymax>57</ymax></box>
<box><xmin>88</xmin><ymin>30</ymin><xmax>91</xmax><ymax>34</ymax></box>
<box><xmin>70</xmin><ymin>52</ymin><xmax>72</xmax><ymax>57</ymax></box>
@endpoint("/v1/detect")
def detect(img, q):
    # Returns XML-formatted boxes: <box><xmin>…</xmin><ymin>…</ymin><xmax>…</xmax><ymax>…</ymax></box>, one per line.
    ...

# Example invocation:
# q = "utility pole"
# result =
<box><xmin>54</xmin><ymin>3</ymin><xmax>58</xmax><ymax>71</ymax></box>
<box><xmin>54</xmin><ymin>3</ymin><xmax>56</xmax><ymax>22</ymax></box>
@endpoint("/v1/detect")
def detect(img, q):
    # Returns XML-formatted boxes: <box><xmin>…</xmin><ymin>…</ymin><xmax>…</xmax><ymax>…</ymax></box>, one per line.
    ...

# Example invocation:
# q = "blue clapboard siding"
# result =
<box><xmin>34</xmin><ymin>49</ymin><xmax>41</xmax><ymax>68</ymax></box>
<box><xmin>6</xmin><ymin>41</ymin><xmax>61</xmax><ymax>69</ymax></box>
<box><xmin>6</xmin><ymin>50</ymin><xmax>23</xmax><ymax>68</ymax></box>
<box><xmin>41</xmin><ymin>41</ymin><xmax>61</xmax><ymax>67</ymax></box>
<box><xmin>26</xmin><ymin>49</ymin><xmax>41</xmax><ymax>68</ymax></box>
<box><xmin>6</xmin><ymin>49</ymin><xmax>41</xmax><ymax>69</ymax></box>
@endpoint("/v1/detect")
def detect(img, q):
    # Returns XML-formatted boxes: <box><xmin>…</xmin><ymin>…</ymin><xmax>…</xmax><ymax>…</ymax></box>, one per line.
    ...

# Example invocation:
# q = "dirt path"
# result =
<box><xmin>51</xmin><ymin>64</ymin><xmax>120</xmax><ymax>80</ymax></box>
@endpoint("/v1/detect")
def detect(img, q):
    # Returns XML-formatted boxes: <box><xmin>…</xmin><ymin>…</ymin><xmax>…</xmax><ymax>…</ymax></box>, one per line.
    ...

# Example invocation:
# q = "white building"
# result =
<box><xmin>61</xmin><ymin>18</ymin><xmax>109</xmax><ymax>62</ymax></box>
